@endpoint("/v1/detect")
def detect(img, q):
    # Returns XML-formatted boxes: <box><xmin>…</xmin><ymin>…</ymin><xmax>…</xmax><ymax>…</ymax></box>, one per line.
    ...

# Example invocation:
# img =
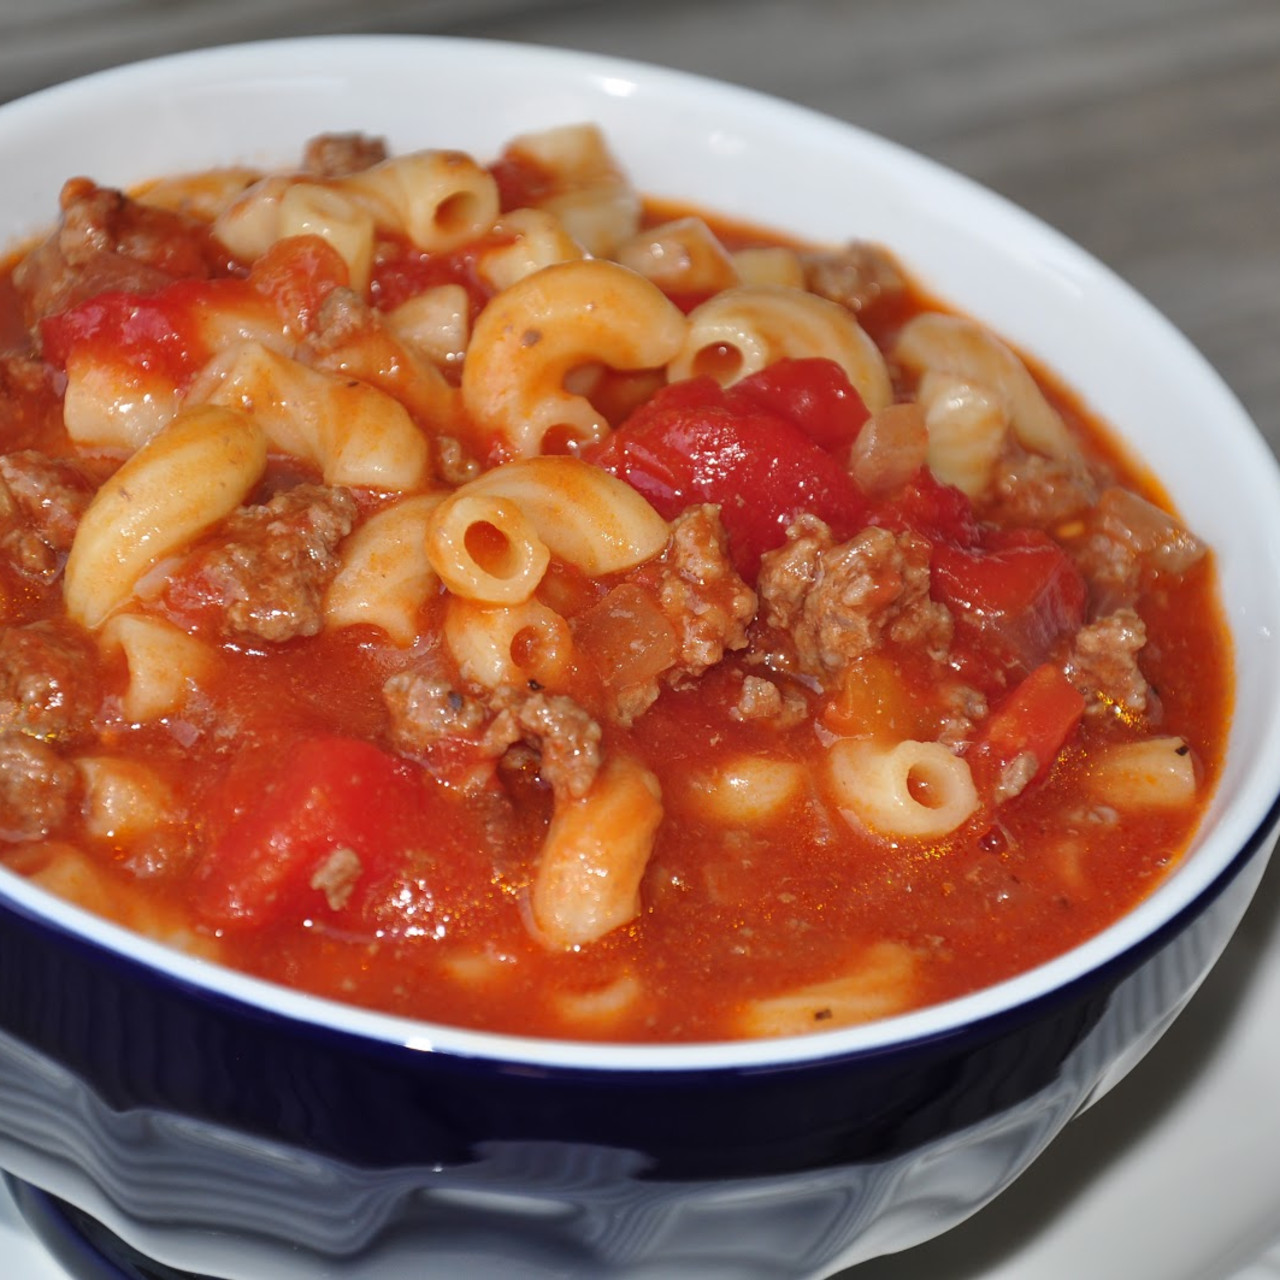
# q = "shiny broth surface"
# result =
<box><xmin>0</xmin><ymin>127</ymin><xmax>1229</xmax><ymax>1041</ymax></box>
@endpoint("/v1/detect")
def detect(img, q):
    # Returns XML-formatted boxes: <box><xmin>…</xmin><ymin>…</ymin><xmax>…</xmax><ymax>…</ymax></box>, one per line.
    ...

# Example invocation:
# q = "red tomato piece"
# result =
<box><xmin>488</xmin><ymin>154</ymin><xmax>559</xmax><ymax>213</ymax></box>
<box><xmin>587</xmin><ymin>373</ymin><xmax>868</xmax><ymax>579</ymax></box>
<box><xmin>872</xmin><ymin>466</ymin><xmax>981</xmax><ymax>547</ymax></box>
<box><xmin>247</xmin><ymin>234</ymin><xmax>349</xmax><ymax>334</ymax></box>
<box><xmin>40</xmin><ymin>280</ymin><xmax>214</xmax><ymax>381</ymax></box>
<box><xmin>970</xmin><ymin>662</ymin><xmax>1086</xmax><ymax>801</ymax></box>
<box><xmin>368</xmin><ymin>232</ymin><xmax>504</xmax><ymax>315</ymax></box>
<box><xmin>194</xmin><ymin>735</ymin><xmax>430</xmax><ymax>932</ymax></box>
<box><xmin>931</xmin><ymin>527</ymin><xmax>1087</xmax><ymax>670</ymax></box>
<box><xmin>728</xmin><ymin>358</ymin><xmax>871</xmax><ymax>454</ymax></box>
<box><xmin>41</xmin><ymin>237</ymin><xmax>343</xmax><ymax>383</ymax></box>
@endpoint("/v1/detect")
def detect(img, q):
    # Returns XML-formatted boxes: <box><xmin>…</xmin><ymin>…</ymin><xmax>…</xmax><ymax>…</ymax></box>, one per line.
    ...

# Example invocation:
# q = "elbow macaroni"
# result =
<box><xmin>462</xmin><ymin>259</ymin><xmax>687</xmax><ymax>457</ymax></box>
<box><xmin>325</xmin><ymin>494</ymin><xmax>444</xmax><ymax>644</ymax></box>
<box><xmin>690</xmin><ymin>755</ymin><xmax>807</xmax><ymax>826</ymax></box>
<box><xmin>187</xmin><ymin>341</ymin><xmax>431</xmax><ymax>490</ymax></box>
<box><xmin>1087</xmin><ymin>737</ymin><xmax>1199</xmax><ymax>810</ymax></box>
<box><xmin>277</xmin><ymin>182</ymin><xmax>376</xmax><ymax>290</ymax></box>
<box><xmin>916</xmin><ymin>370</ymin><xmax>1009</xmax><ymax>498</ymax></box>
<box><xmin>385</xmin><ymin>285</ymin><xmax>471</xmax><ymax>371</ymax></box>
<box><xmin>77</xmin><ymin>756</ymin><xmax>178</xmax><ymax>844</ymax></box>
<box><xmin>731</xmin><ymin>245</ymin><xmax>806</xmax><ymax>289</ymax></box>
<box><xmin>308</xmin><ymin>312</ymin><xmax>463</xmax><ymax>438</ymax></box>
<box><xmin>531</xmin><ymin>755</ymin><xmax>664</xmax><ymax>950</ymax></box>
<box><xmin>428</xmin><ymin>455</ymin><xmax>670</xmax><ymax>601</ymax></box>
<box><xmin>64</xmin><ymin>405</ymin><xmax>268</xmax><ymax>629</ymax></box>
<box><xmin>62</xmin><ymin>351</ymin><xmax>184</xmax><ymax>452</ymax></box>
<box><xmin>895</xmin><ymin>312</ymin><xmax>1081</xmax><ymax>462</ymax></box>
<box><xmin>444</xmin><ymin>596</ymin><xmax>574</xmax><ymax>691</ymax></box>
<box><xmin>737</xmin><ymin>942</ymin><xmax>919</xmax><ymax>1038</ymax></box>
<box><xmin>827</xmin><ymin>738</ymin><xmax>979</xmax><ymax>841</ymax></box>
<box><xmin>339</xmin><ymin>150</ymin><xmax>500</xmax><ymax>252</ymax></box>
<box><xmin>502</xmin><ymin>123</ymin><xmax>642</xmax><ymax>256</ymax></box>
<box><xmin>214</xmin><ymin>178</ymin><xmax>377</xmax><ymax>290</ymax></box>
<box><xmin>616</xmin><ymin>216</ymin><xmax>740</xmax><ymax>296</ymax></box>
<box><xmin>99</xmin><ymin>613</ymin><xmax>220</xmax><ymax>722</ymax></box>
<box><xmin>668</xmin><ymin>285</ymin><xmax>892</xmax><ymax>412</ymax></box>
<box><xmin>425</xmin><ymin>491</ymin><xmax>551</xmax><ymax>605</ymax></box>
<box><xmin>476</xmin><ymin>207</ymin><xmax>586</xmax><ymax>293</ymax></box>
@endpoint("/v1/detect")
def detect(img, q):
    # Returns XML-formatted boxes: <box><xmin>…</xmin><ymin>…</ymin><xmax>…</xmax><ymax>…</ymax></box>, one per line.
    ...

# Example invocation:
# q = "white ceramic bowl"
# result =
<box><xmin>0</xmin><ymin>35</ymin><xmax>1278</xmax><ymax>1280</ymax></box>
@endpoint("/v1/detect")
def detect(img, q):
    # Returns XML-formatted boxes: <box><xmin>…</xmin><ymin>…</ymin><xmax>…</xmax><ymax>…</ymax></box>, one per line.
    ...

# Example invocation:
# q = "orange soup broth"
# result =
<box><xmin>0</xmin><ymin>193</ymin><xmax>1233</xmax><ymax>1044</ymax></box>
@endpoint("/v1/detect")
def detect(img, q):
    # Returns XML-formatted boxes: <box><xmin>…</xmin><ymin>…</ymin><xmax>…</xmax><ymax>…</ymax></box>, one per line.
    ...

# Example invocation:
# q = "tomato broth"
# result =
<box><xmin>0</xmin><ymin>127</ymin><xmax>1230</xmax><ymax>1042</ymax></box>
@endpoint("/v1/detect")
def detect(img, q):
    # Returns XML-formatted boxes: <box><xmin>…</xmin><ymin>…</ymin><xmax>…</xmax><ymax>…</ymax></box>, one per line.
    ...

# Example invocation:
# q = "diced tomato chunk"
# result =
<box><xmin>194</xmin><ymin>735</ymin><xmax>432</xmax><ymax>932</ymax></box>
<box><xmin>931</xmin><ymin>527</ymin><xmax>1087</xmax><ymax>670</ymax></box>
<box><xmin>40</xmin><ymin>280</ymin><xmax>215</xmax><ymax>381</ymax></box>
<box><xmin>728</xmin><ymin>358</ymin><xmax>870</xmax><ymax>455</ymax></box>
<box><xmin>587</xmin><ymin>365</ymin><xmax>869</xmax><ymax>579</ymax></box>
<box><xmin>873</xmin><ymin>467</ymin><xmax>981</xmax><ymax>547</ymax></box>
<box><xmin>970</xmin><ymin>663</ymin><xmax>1086</xmax><ymax>801</ymax></box>
<box><xmin>41</xmin><ymin>234</ymin><xmax>349</xmax><ymax>382</ymax></box>
<box><xmin>247</xmin><ymin>234</ymin><xmax>349</xmax><ymax>334</ymax></box>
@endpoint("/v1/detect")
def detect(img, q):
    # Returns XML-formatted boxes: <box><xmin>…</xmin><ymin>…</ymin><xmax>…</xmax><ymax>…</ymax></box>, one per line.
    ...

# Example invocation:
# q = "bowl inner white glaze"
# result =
<box><xmin>0</xmin><ymin>34</ymin><xmax>1278</xmax><ymax>1073</ymax></box>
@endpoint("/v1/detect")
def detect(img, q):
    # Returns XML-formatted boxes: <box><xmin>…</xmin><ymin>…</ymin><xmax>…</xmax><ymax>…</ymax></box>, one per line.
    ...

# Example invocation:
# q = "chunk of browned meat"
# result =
<box><xmin>13</xmin><ymin>178</ymin><xmax>227</xmax><ymax>326</ymax></box>
<box><xmin>1064</xmin><ymin>607</ymin><xmax>1151</xmax><ymax>717</ymax></box>
<box><xmin>0</xmin><ymin>451</ymin><xmax>96</xmax><ymax>583</ymax></box>
<box><xmin>311</xmin><ymin>286</ymin><xmax>369</xmax><ymax>351</ymax></box>
<box><xmin>985</xmin><ymin>447</ymin><xmax>1100</xmax><ymax>528</ymax></box>
<box><xmin>802</xmin><ymin>241</ymin><xmax>906</xmax><ymax>314</ymax></box>
<box><xmin>578</xmin><ymin>505</ymin><xmax>756</xmax><ymax>724</ymax></box>
<box><xmin>383</xmin><ymin>674</ymin><xmax>490</xmax><ymax>751</ymax></box>
<box><xmin>383</xmin><ymin>671</ymin><xmax>602</xmax><ymax>801</ymax></box>
<box><xmin>0</xmin><ymin>355</ymin><xmax>63</xmax><ymax>452</ymax></box>
<box><xmin>0</xmin><ymin>354</ymin><xmax>51</xmax><ymax>397</ymax></box>
<box><xmin>728</xmin><ymin>674</ymin><xmax>809</xmax><ymax>728</ymax></box>
<box><xmin>0</xmin><ymin>620</ymin><xmax>99</xmax><ymax>743</ymax></box>
<box><xmin>758</xmin><ymin>516</ymin><xmax>952</xmax><ymax>679</ymax></box>
<box><xmin>656</xmin><ymin>505</ymin><xmax>757</xmax><ymax>678</ymax></box>
<box><xmin>937</xmin><ymin>683</ymin><xmax>990</xmax><ymax>749</ymax></box>
<box><xmin>489</xmin><ymin>687</ymin><xmax>603</xmax><ymax>801</ymax></box>
<box><xmin>0</xmin><ymin>732</ymin><xmax>79</xmax><ymax>842</ymax></box>
<box><xmin>301</xmin><ymin>133</ymin><xmax>389</xmax><ymax>179</ymax></box>
<box><xmin>173</xmin><ymin>485</ymin><xmax>358</xmax><ymax>642</ymax></box>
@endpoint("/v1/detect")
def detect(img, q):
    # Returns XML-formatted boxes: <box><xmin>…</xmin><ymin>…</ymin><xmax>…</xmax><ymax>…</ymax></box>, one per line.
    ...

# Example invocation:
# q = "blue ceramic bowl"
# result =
<box><xmin>0</xmin><ymin>36</ymin><xmax>1278</xmax><ymax>1280</ymax></box>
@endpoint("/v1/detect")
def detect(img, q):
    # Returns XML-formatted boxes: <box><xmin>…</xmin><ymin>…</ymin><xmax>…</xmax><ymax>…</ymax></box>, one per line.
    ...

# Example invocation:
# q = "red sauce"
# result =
<box><xmin>0</xmin><ymin>147</ymin><xmax>1232</xmax><ymax>1043</ymax></box>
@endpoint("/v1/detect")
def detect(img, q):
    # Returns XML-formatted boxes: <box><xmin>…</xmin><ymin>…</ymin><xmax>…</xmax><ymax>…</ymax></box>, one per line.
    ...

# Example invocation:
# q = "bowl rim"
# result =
<box><xmin>2</xmin><ymin>32</ymin><xmax>1279</xmax><ymax>1074</ymax></box>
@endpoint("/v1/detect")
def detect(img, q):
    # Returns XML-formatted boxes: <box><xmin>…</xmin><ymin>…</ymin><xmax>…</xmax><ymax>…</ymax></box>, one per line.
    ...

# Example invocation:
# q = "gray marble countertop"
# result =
<box><xmin>3</xmin><ymin>3</ymin><xmax>1279</xmax><ymax>1277</ymax></box>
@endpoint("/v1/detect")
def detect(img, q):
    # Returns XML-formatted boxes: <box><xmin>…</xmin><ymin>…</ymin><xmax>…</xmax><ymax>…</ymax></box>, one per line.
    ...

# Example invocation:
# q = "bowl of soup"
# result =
<box><xmin>0</xmin><ymin>34</ymin><xmax>1276</xmax><ymax>1279</ymax></box>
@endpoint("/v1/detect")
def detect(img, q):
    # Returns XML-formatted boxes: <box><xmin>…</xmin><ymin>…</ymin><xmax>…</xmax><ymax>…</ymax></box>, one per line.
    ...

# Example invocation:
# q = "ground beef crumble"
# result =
<box><xmin>936</xmin><ymin>683</ymin><xmax>990</xmax><ymax>749</ymax></box>
<box><xmin>983</xmin><ymin>447</ymin><xmax>1100</xmax><ymax>528</ymax></box>
<box><xmin>0</xmin><ymin>620</ymin><xmax>99</xmax><ymax>743</ymax></box>
<box><xmin>728</xmin><ymin>673</ymin><xmax>809</xmax><ymax>728</ymax></box>
<box><xmin>383</xmin><ymin>672</ymin><xmax>603</xmax><ymax>802</ymax></box>
<box><xmin>0</xmin><ymin>451</ymin><xmax>95</xmax><ymax>583</ymax></box>
<box><xmin>301</xmin><ymin>132</ymin><xmax>388</xmax><ymax>179</ymax></box>
<box><xmin>801</xmin><ymin>241</ymin><xmax>906</xmax><ymax>314</ymax></box>
<box><xmin>0</xmin><ymin>731</ymin><xmax>79</xmax><ymax>842</ymax></box>
<box><xmin>14</xmin><ymin>178</ymin><xmax>226</xmax><ymax>326</ymax></box>
<box><xmin>649</xmin><ymin>505</ymin><xmax>756</xmax><ymax>682</ymax></box>
<box><xmin>170</xmin><ymin>484</ymin><xmax>358</xmax><ymax>642</ymax></box>
<box><xmin>584</xmin><ymin>505</ymin><xmax>756</xmax><ymax>725</ymax></box>
<box><xmin>1063</xmin><ymin>607</ymin><xmax>1151</xmax><ymax>717</ymax></box>
<box><xmin>757</xmin><ymin>515</ymin><xmax>952</xmax><ymax>680</ymax></box>
<box><xmin>490</xmin><ymin>686</ymin><xmax>602</xmax><ymax>800</ymax></box>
